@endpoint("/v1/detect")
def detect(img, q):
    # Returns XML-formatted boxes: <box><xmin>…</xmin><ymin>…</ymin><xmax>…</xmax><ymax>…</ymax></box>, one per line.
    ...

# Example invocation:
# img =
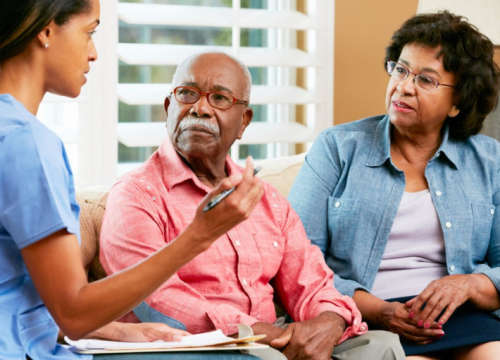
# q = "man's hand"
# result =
<box><xmin>377</xmin><ymin>301</ymin><xmax>443</xmax><ymax>345</ymax></box>
<box><xmin>269</xmin><ymin>312</ymin><xmax>346</xmax><ymax>360</ymax></box>
<box><xmin>251</xmin><ymin>322</ymin><xmax>287</xmax><ymax>345</ymax></box>
<box><xmin>82</xmin><ymin>322</ymin><xmax>190</xmax><ymax>342</ymax></box>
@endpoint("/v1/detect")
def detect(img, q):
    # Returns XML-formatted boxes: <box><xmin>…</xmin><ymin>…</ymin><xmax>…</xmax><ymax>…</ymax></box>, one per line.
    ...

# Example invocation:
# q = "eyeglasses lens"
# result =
<box><xmin>387</xmin><ymin>61</ymin><xmax>438</xmax><ymax>91</ymax></box>
<box><xmin>415</xmin><ymin>75</ymin><xmax>438</xmax><ymax>91</ymax></box>
<box><xmin>175</xmin><ymin>87</ymin><xmax>234</xmax><ymax>109</ymax></box>
<box><xmin>176</xmin><ymin>87</ymin><xmax>199</xmax><ymax>103</ymax></box>
<box><xmin>208</xmin><ymin>93</ymin><xmax>233</xmax><ymax>109</ymax></box>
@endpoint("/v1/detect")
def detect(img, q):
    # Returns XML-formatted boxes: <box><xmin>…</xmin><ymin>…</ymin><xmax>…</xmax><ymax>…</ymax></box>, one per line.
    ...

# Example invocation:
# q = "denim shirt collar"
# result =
<box><xmin>365</xmin><ymin>115</ymin><xmax>459</xmax><ymax>170</ymax></box>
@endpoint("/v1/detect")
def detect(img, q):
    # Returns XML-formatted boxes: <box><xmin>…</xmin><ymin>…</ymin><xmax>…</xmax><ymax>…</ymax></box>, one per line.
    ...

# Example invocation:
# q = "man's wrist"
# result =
<box><xmin>319</xmin><ymin>311</ymin><xmax>346</xmax><ymax>332</ymax></box>
<box><xmin>251</xmin><ymin>322</ymin><xmax>285</xmax><ymax>345</ymax></box>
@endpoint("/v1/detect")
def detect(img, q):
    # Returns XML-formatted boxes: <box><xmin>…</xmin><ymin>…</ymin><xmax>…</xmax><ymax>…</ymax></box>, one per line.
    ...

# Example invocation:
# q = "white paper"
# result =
<box><xmin>65</xmin><ymin>330</ymin><xmax>236</xmax><ymax>350</ymax></box>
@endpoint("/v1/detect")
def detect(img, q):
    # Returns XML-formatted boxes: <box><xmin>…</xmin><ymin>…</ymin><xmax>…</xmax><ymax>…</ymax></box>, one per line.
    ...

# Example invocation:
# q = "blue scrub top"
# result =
<box><xmin>0</xmin><ymin>94</ymin><xmax>90</xmax><ymax>359</ymax></box>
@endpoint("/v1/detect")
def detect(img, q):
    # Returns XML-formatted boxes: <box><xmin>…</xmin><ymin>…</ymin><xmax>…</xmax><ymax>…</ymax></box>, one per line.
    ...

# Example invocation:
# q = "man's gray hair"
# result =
<box><xmin>171</xmin><ymin>50</ymin><xmax>252</xmax><ymax>101</ymax></box>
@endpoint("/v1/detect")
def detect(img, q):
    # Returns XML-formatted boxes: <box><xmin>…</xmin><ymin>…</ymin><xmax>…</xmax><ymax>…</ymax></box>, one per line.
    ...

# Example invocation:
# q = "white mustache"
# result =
<box><xmin>179</xmin><ymin>117</ymin><xmax>220</xmax><ymax>135</ymax></box>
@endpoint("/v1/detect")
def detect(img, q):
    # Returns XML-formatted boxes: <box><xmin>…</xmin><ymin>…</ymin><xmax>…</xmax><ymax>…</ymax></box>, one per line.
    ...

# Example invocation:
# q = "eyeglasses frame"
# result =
<box><xmin>171</xmin><ymin>85</ymin><xmax>249</xmax><ymax>110</ymax></box>
<box><xmin>386</xmin><ymin>61</ymin><xmax>456</xmax><ymax>91</ymax></box>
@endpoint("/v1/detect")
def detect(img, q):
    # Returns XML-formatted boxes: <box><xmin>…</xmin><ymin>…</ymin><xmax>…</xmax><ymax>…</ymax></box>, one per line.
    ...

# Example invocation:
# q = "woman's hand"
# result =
<box><xmin>406</xmin><ymin>275</ymin><xmax>472</xmax><ymax>328</ymax></box>
<box><xmin>378</xmin><ymin>301</ymin><xmax>443</xmax><ymax>345</ymax></box>
<box><xmin>83</xmin><ymin>322</ymin><xmax>190</xmax><ymax>343</ymax></box>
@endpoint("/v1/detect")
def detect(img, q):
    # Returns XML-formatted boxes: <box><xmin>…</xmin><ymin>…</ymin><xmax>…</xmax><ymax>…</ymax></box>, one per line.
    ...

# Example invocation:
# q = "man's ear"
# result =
<box><xmin>164</xmin><ymin>96</ymin><xmax>171</xmax><ymax>116</ymax></box>
<box><xmin>237</xmin><ymin>106</ymin><xmax>253</xmax><ymax>140</ymax></box>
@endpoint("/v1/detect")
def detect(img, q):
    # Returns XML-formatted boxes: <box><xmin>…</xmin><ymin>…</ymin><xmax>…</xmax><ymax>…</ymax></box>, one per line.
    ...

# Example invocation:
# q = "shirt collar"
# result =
<box><xmin>158</xmin><ymin>136</ymin><xmax>241</xmax><ymax>192</ymax></box>
<box><xmin>365</xmin><ymin>115</ymin><xmax>459</xmax><ymax>170</ymax></box>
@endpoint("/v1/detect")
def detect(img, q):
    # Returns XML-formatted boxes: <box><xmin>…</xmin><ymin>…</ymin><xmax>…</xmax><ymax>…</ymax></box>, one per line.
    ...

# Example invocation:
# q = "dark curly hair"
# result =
<box><xmin>0</xmin><ymin>0</ymin><xmax>91</xmax><ymax>63</ymax></box>
<box><xmin>385</xmin><ymin>11</ymin><xmax>500</xmax><ymax>140</ymax></box>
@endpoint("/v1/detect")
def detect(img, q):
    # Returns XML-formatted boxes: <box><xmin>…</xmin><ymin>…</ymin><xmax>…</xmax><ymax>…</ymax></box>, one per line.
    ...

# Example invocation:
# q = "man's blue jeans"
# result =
<box><xmin>94</xmin><ymin>352</ymin><xmax>261</xmax><ymax>359</ymax></box>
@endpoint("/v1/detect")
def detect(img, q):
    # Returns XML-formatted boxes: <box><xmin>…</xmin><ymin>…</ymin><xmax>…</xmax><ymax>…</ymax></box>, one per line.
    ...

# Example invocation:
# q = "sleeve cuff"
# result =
<box><xmin>206</xmin><ymin>304</ymin><xmax>260</xmax><ymax>335</ymax></box>
<box><xmin>334</xmin><ymin>274</ymin><xmax>370</xmax><ymax>297</ymax></box>
<box><xmin>472</xmin><ymin>265</ymin><xmax>500</xmax><ymax>292</ymax></box>
<box><xmin>311</xmin><ymin>304</ymin><xmax>368</xmax><ymax>344</ymax></box>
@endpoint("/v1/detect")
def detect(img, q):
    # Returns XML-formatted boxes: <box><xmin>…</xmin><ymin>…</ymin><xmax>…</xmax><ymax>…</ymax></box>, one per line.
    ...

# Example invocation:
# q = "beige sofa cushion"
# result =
<box><xmin>76</xmin><ymin>186</ymin><xmax>109</xmax><ymax>282</ymax></box>
<box><xmin>76</xmin><ymin>154</ymin><xmax>306</xmax><ymax>282</ymax></box>
<box><xmin>256</xmin><ymin>153</ymin><xmax>305</xmax><ymax>198</ymax></box>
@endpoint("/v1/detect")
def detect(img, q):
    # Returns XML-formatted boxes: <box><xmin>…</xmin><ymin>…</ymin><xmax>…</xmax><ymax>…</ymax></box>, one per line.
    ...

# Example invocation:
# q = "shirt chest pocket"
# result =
<box><xmin>327</xmin><ymin>197</ymin><xmax>362</xmax><ymax>257</ymax></box>
<box><xmin>253</xmin><ymin>234</ymin><xmax>285</xmax><ymax>283</ymax></box>
<box><xmin>471</xmin><ymin>203</ymin><xmax>495</xmax><ymax>260</ymax></box>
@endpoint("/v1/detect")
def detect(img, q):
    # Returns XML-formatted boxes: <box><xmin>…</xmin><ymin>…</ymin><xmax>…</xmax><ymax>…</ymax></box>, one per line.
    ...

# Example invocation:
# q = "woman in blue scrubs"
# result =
<box><xmin>0</xmin><ymin>1</ymin><xmax>263</xmax><ymax>359</ymax></box>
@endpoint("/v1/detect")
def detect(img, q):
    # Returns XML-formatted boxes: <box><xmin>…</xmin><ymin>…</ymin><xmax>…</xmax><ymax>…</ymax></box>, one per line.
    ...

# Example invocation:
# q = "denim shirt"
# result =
<box><xmin>288</xmin><ymin>115</ymin><xmax>500</xmax><ymax>300</ymax></box>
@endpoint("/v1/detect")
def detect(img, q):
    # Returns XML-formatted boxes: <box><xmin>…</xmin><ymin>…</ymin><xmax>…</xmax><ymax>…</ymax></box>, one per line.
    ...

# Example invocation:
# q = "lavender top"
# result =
<box><xmin>371</xmin><ymin>190</ymin><xmax>448</xmax><ymax>300</ymax></box>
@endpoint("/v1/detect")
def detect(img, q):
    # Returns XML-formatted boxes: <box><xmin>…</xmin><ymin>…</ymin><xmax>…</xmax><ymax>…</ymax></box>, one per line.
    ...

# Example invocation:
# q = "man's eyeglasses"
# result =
<box><xmin>171</xmin><ymin>86</ymin><xmax>249</xmax><ymax>110</ymax></box>
<box><xmin>386</xmin><ymin>61</ymin><xmax>456</xmax><ymax>91</ymax></box>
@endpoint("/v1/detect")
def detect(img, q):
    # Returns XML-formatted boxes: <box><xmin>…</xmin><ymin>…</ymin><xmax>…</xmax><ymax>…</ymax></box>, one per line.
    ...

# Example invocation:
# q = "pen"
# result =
<box><xmin>203</xmin><ymin>165</ymin><xmax>262</xmax><ymax>212</ymax></box>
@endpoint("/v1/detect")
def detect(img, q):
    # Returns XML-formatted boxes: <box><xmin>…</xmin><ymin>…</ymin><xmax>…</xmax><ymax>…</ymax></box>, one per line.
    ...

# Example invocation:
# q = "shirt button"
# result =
<box><xmin>273</xmin><ymin>241</ymin><xmax>278</xmax><ymax>248</ymax></box>
<box><xmin>272</xmin><ymin>193</ymin><xmax>277</xmax><ymax>198</ymax></box>
<box><xmin>491</xmin><ymin>209</ymin><xmax>495</xmax><ymax>215</ymax></box>
<box><xmin>151</xmin><ymin>196</ymin><xmax>156</xmax><ymax>201</ymax></box>
<box><xmin>450</xmin><ymin>265</ymin><xmax>456</xmax><ymax>272</ymax></box>
<box><xmin>435</xmin><ymin>191</ymin><xmax>442</xmax><ymax>197</ymax></box>
<box><xmin>335</xmin><ymin>201</ymin><xmax>341</xmax><ymax>208</ymax></box>
<box><xmin>353</xmin><ymin>319</ymin><xmax>359</xmax><ymax>326</ymax></box>
<box><xmin>146</xmin><ymin>186</ymin><xmax>151</xmax><ymax>190</ymax></box>
<box><xmin>273</xmin><ymin>204</ymin><xmax>278</xmax><ymax>208</ymax></box>
<box><xmin>445</xmin><ymin>222</ymin><xmax>452</xmax><ymax>228</ymax></box>
<box><xmin>242</xmin><ymin>279</ymin><xmax>248</xmax><ymax>286</ymax></box>
<box><xmin>235</xmin><ymin>240</ymin><xmax>241</xmax><ymax>246</ymax></box>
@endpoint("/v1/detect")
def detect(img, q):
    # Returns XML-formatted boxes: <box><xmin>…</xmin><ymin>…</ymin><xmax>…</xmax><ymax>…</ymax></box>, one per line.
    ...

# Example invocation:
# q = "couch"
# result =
<box><xmin>76</xmin><ymin>153</ymin><xmax>306</xmax><ymax>282</ymax></box>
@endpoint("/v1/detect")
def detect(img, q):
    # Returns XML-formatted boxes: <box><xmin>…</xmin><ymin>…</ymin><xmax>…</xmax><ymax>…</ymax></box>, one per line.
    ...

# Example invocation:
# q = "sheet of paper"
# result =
<box><xmin>65</xmin><ymin>330</ymin><xmax>264</xmax><ymax>351</ymax></box>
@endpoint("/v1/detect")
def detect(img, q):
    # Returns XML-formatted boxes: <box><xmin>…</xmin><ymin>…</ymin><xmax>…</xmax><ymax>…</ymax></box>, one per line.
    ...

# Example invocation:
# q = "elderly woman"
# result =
<box><xmin>288</xmin><ymin>11</ymin><xmax>500</xmax><ymax>360</ymax></box>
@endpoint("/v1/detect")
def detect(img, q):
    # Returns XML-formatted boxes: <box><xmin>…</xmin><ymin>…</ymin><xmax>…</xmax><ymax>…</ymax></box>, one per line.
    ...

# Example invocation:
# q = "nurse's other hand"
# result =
<box><xmin>84</xmin><ymin>322</ymin><xmax>190</xmax><ymax>342</ymax></box>
<box><xmin>116</xmin><ymin>323</ymin><xmax>190</xmax><ymax>342</ymax></box>
<box><xmin>379</xmin><ymin>301</ymin><xmax>443</xmax><ymax>345</ymax></box>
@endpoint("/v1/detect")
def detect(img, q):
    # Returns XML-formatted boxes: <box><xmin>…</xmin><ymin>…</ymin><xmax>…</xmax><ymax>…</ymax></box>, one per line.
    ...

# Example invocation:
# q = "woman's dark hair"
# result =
<box><xmin>386</xmin><ymin>11</ymin><xmax>500</xmax><ymax>140</ymax></box>
<box><xmin>0</xmin><ymin>0</ymin><xmax>91</xmax><ymax>63</ymax></box>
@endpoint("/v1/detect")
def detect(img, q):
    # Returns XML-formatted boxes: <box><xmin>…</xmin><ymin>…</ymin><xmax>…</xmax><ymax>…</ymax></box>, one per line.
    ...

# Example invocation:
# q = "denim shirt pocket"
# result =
<box><xmin>328</xmin><ymin>196</ymin><xmax>362</xmax><ymax>257</ymax></box>
<box><xmin>471</xmin><ymin>203</ymin><xmax>495</xmax><ymax>260</ymax></box>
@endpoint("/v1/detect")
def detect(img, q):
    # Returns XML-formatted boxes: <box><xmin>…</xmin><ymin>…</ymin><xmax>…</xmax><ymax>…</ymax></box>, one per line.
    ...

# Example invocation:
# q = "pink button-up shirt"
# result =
<box><xmin>100</xmin><ymin>138</ymin><xmax>367</xmax><ymax>342</ymax></box>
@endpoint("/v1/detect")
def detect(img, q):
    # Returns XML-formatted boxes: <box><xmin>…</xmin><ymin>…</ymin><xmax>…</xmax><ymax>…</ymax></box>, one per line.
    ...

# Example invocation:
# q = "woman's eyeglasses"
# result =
<box><xmin>386</xmin><ymin>61</ymin><xmax>456</xmax><ymax>91</ymax></box>
<box><xmin>171</xmin><ymin>86</ymin><xmax>249</xmax><ymax>110</ymax></box>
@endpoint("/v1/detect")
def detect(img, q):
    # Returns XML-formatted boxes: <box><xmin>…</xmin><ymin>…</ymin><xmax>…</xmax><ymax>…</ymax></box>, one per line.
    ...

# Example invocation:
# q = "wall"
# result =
<box><xmin>334</xmin><ymin>0</ymin><xmax>419</xmax><ymax>125</ymax></box>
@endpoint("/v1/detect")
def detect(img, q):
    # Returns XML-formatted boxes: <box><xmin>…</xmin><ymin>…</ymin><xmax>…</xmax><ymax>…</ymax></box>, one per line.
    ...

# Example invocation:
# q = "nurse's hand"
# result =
<box><xmin>379</xmin><ymin>301</ymin><xmax>443</xmax><ymax>345</ymax></box>
<box><xmin>187</xmin><ymin>156</ymin><xmax>264</xmax><ymax>253</ymax></box>
<box><xmin>83</xmin><ymin>322</ymin><xmax>190</xmax><ymax>342</ymax></box>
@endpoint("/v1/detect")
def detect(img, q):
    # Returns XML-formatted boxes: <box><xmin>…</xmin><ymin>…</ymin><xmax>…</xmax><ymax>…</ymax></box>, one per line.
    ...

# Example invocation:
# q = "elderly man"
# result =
<box><xmin>100</xmin><ymin>52</ymin><xmax>404</xmax><ymax>360</ymax></box>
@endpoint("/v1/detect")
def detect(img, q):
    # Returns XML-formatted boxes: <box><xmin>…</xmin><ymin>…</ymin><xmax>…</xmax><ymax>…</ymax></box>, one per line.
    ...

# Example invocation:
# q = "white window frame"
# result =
<box><xmin>41</xmin><ymin>0</ymin><xmax>334</xmax><ymax>187</ymax></box>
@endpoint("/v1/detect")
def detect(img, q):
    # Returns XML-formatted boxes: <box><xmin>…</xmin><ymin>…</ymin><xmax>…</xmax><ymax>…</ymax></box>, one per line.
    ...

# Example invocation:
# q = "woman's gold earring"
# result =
<box><xmin>449</xmin><ymin>107</ymin><xmax>460</xmax><ymax>118</ymax></box>
<box><xmin>44</xmin><ymin>43</ymin><xmax>49</xmax><ymax>48</ymax></box>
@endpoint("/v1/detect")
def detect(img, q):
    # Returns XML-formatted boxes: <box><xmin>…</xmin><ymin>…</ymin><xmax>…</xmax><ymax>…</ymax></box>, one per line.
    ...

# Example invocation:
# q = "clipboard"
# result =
<box><xmin>64</xmin><ymin>325</ymin><xmax>268</xmax><ymax>355</ymax></box>
<box><xmin>69</xmin><ymin>342</ymin><xmax>269</xmax><ymax>355</ymax></box>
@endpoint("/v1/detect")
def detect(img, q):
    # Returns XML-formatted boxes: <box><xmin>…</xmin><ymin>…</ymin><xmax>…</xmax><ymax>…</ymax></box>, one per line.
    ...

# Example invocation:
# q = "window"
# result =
<box><xmin>40</xmin><ymin>0</ymin><xmax>334</xmax><ymax>186</ymax></box>
<box><xmin>116</xmin><ymin>0</ymin><xmax>334</xmax><ymax>177</ymax></box>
